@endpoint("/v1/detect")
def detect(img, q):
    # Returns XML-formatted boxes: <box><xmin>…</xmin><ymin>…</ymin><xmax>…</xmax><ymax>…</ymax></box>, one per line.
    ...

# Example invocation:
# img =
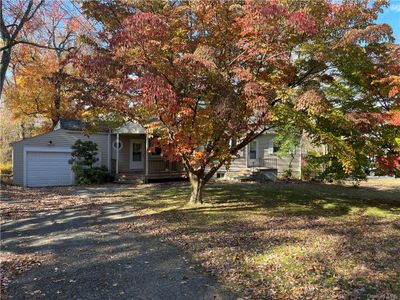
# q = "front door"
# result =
<box><xmin>130</xmin><ymin>139</ymin><xmax>144</xmax><ymax>170</ymax></box>
<box><xmin>248</xmin><ymin>140</ymin><xmax>258</xmax><ymax>167</ymax></box>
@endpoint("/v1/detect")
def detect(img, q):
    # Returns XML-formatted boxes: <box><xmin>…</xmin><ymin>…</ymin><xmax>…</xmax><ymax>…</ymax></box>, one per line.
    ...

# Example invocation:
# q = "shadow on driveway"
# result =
<box><xmin>1</xmin><ymin>201</ymin><xmax>234</xmax><ymax>300</ymax></box>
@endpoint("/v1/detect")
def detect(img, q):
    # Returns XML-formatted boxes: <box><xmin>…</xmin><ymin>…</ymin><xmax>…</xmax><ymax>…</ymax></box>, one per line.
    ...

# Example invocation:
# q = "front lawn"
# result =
<box><xmin>117</xmin><ymin>181</ymin><xmax>400</xmax><ymax>299</ymax></box>
<box><xmin>1</xmin><ymin>181</ymin><xmax>399</xmax><ymax>299</ymax></box>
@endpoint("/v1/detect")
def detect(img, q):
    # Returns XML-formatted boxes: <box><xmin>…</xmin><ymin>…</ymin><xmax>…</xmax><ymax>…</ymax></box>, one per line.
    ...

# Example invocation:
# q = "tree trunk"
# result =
<box><xmin>52</xmin><ymin>72</ymin><xmax>62</xmax><ymax>129</ymax></box>
<box><xmin>188</xmin><ymin>172</ymin><xmax>205</xmax><ymax>205</ymax></box>
<box><xmin>0</xmin><ymin>47</ymin><xmax>11</xmax><ymax>98</ymax></box>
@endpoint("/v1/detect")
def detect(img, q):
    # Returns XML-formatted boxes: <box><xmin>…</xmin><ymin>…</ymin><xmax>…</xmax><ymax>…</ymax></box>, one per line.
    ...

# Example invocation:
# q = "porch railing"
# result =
<box><xmin>247</xmin><ymin>157</ymin><xmax>278</xmax><ymax>170</ymax></box>
<box><xmin>148</xmin><ymin>159</ymin><xmax>185</xmax><ymax>174</ymax></box>
<box><xmin>260</xmin><ymin>157</ymin><xmax>278</xmax><ymax>169</ymax></box>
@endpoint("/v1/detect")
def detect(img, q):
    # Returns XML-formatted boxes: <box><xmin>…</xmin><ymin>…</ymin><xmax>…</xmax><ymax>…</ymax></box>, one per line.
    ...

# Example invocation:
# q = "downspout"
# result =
<box><xmin>107</xmin><ymin>130</ymin><xmax>111</xmax><ymax>171</ymax></box>
<box><xmin>145</xmin><ymin>135</ymin><xmax>149</xmax><ymax>182</ymax></box>
<box><xmin>299</xmin><ymin>133</ymin><xmax>303</xmax><ymax>180</ymax></box>
<box><xmin>116</xmin><ymin>133</ymin><xmax>119</xmax><ymax>174</ymax></box>
<box><xmin>246</xmin><ymin>144</ymin><xmax>249</xmax><ymax>168</ymax></box>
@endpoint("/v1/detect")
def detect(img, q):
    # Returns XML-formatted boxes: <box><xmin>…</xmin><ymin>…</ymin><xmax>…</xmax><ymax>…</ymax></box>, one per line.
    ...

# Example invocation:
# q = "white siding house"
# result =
<box><xmin>11</xmin><ymin>119</ymin><xmax>302</xmax><ymax>187</ymax></box>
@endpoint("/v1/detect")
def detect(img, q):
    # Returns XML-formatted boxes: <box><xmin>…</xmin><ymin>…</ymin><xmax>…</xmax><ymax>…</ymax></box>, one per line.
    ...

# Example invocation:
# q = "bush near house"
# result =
<box><xmin>376</xmin><ymin>154</ymin><xmax>400</xmax><ymax>177</ymax></box>
<box><xmin>69</xmin><ymin>140</ymin><xmax>114</xmax><ymax>184</ymax></box>
<box><xmin>302</xmin><ymin>151</ymin><xmax>368</xmax><ymax>182</ymax></box>
<box><xmin>73</xmin><ymin>165</ymin><xmax>114</xmax><ymax>184</ymax></box>
<box><xmin>0</xmin><ymin>162</ymin><xmax>13</xmax><ymax>185</ymax></box>
<box><xmin>0</xmin><ymin>162</ymin><xmax>12</xmax><ymax>175</ymax></box>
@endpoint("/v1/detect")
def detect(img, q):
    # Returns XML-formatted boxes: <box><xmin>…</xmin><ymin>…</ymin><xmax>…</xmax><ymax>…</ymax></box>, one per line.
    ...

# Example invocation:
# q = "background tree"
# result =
<box><xmin>0</xmin><ymin>0</ymin><xmax>48</xmax><ymax>96</ymax></box>
<box><xmin>4</xmin><ymin>49</ymin><xmax>85</xmax><ymax>131</ymax></box>
<box><xmin>0</xmin><ymin>106</ymin><xmax>26</xmax><ymax>165</ymax></box>
<box><xmin>78</xmin><ymin>0</ymin><xmax>399</xmax><ymax>204</ymax></box>
<box><xmin>2</xmin><ymin>1</ymin><xmax>94</xmax><ymax>131</ymax></box>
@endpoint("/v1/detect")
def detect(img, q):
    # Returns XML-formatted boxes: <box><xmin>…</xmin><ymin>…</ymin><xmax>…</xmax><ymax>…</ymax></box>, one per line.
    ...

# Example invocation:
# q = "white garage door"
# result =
<box><xmin>26</xmin><ymin>151</ymin><xmax>74</xmax><ymax>187</ymax></box>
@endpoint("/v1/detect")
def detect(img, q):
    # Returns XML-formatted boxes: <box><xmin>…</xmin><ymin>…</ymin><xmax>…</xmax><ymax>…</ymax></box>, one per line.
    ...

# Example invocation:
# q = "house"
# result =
<box><xmin>11</xmin><ymin>119</ymin><xmax>301</xmax><ymax>187</ymax></box>
<box><xmin>11</xmin><ymin>119</ymin><xmax>185</xmax><ymax>187</ymax></box>
<box><xmin>219</xmin><ymin>132</ymin><xmax>302</xmax><ymax>181</ymax></box>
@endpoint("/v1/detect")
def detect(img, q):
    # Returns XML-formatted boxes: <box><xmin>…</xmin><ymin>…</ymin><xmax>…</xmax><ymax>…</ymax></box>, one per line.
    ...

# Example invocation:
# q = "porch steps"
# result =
<box><xmin>114</xmin><ymin>172</ymin><xmax>145</xmax><ymax>184</ymax></box>
<box><xmin>221</xmin><ymin>168</ymin><xmax>277</xmax><ymax>182</ymax></box>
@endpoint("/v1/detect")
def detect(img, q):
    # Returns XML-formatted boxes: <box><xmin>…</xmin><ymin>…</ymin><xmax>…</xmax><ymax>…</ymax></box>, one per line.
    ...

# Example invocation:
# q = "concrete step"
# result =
<box><xmin>115</xmin><ymin>173</ymin><xmax>145</xmax><ymax>184</ymax></box>
<box><xmin>222</xmin><ymin>168</ymin><xmax>277</xmax><ymax>182</ymax></box>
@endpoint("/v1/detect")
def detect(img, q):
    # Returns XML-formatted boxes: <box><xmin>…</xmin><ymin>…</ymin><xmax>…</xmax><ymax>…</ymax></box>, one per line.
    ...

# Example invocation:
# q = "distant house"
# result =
<box><xmin>11</xmin><ymin>119</ymin><xmax>301</xmax><ymax>187</ymax></box>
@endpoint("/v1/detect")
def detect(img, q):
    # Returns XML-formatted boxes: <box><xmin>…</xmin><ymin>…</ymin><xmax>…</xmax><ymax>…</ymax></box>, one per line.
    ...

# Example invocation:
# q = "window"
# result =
<box><xmin>217</xmin><ymin>172</ymin><xmax>225</xmax><ymax>178</ymax></box>
<box><xmin>230</xmin><ymin>139</ymin><xmax>237</xmax><ymax>148</ymax></box>
<box><xmin>249</xmin><ymin>140</ymin><xmax>257</xmax><ymax>159</ymax></box>
<box><xmin>132</xmin><ymin>143</ymin><xmax>142</xmax><ymax>161</ymax></box>
<box><xmin>150</xmin><ymin>147</ymin><xmax>162</xmax><ymax>157</ymax></box>
<box><xmin>112</xmin><ymin>140</ymin><xmax>123</xmax><ymax>150</ymax></box>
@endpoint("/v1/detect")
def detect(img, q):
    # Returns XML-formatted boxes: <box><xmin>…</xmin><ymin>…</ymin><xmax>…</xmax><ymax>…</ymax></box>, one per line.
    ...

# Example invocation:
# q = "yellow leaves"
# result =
<box><xmin>193</xmin><ymin>150</ymin><xmax>206</xmax><ymax>161</ymax></box>
<box><xmin>193</xmin><ymin>45</ymin><xmax>216</xmax><ymax>66</ymax></box>
<box><xmin>372</xmin><ymin>75</ymin><xmax>400</xmax><ymax>98</ymax></box>
<box><xmin>4</xmin><ymin>52</ymin><xmax>81</xmax><ymax>129</ymax></box>
<box><xmin>145</xmin><ymin>120</ymin><xmax>162</xmax><ymax>131</ymax></box>
<box><xmin>275</xmin><ymin>87</ymin><xmax>297</xmax><ymax>104</ymax></box>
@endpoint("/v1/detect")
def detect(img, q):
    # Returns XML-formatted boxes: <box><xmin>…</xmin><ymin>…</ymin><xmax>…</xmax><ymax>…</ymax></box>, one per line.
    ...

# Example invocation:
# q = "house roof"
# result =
<box><xmin>55</xmin><ymin>119</ymin><xmax>91</xmax><ymax>131</ymax></box>
<box><xmin>113</xmin><ymin>121</ymin><xmax>146</xmax><ymax>134</ymax></box>
<box><xmin>54</xmin><ymin>118</ymin><xmax>147</xmax><ymax>134</ymax></box>
<box><xmin>55</xmin><ymin>119</ymin><xmax>111</xmax><ymax>132</ymax></box>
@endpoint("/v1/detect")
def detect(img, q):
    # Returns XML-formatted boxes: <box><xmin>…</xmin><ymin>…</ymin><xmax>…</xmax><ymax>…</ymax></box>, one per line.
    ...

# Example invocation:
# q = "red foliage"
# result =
<box><xmin>377</xmin><ymin>154</ymin><xmax>400</xmax><ymax>174</ymax></box>
<box><xmin>77</xmin><ymin>0</ymin><xmax>397</xmax><ymax>192</ymax></box>
<box><xmin>386</xmin><ymin>112</ymin><xmax>400</xmax><ymax>126</ymax></box>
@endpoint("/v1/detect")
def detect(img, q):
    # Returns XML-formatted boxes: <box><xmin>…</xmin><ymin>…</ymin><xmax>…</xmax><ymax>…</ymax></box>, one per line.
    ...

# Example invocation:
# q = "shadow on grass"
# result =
<box><xmin>2</xmin><ymin>181</ymin><xmax>399</xmax><ymax>299</ymax></box>
<box><xmin>123</xmin><ymin>182</ymin><xmax>400</xmax><ymax>298</ymax></box>
<box><xmin>127</xmin><ymin>182</ymin><xmax>400</xmax><ymax>221</ymax></box>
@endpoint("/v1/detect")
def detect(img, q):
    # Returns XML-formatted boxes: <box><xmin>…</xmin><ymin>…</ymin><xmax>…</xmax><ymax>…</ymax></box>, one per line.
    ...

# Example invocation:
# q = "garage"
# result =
<box><xmin>25</xmin><ymin>148</ymin><xmax>74</xmax><ymax>187</ymax></box>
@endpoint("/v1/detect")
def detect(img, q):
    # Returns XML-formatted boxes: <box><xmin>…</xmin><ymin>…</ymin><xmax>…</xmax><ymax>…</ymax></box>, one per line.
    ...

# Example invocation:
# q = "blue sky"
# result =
<box><xmin>377</xmin><ymin>1</ymin><xmax>400</xmax><ymax>42</ymax></box>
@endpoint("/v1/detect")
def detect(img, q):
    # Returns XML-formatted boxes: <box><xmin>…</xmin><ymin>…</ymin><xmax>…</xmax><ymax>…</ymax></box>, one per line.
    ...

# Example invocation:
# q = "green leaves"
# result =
<box><xmin>78</xmin><ymin>0</ymin><xmax>398</xmax><ymax>189</ymax></box>
<box><xmin>69</xmin><ymin>139</ymin><xmax>99</xmax><ymax>169</ymax></box>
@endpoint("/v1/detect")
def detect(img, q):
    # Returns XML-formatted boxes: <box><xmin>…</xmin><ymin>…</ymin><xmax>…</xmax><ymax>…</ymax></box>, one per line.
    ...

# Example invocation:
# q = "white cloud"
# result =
<box><xmin>389</xmin><ymin>4</ymin><xmax>400</xmax><ymax>13</ymax></box>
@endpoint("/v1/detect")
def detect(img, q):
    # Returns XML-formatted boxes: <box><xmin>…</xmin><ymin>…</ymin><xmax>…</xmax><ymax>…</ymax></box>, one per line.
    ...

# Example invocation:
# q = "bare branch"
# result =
<box><xmin>0</xmin><ymin>40</ymin><xmax>75</xmax><ymax>52</ymax></box>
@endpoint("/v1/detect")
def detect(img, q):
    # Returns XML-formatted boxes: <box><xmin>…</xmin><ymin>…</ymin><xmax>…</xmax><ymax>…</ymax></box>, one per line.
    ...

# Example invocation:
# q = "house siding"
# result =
<box><xmin>12</xmin><ymin>127</ymin><xmax>303</xmax><ymax>186</ymax></box>
<box><xmin>220</xmin><ymin>133</ymin><xmax>302</xmax><ymax>178</ymax></box>
<box><xmin>111</xmin><ymin>134</ymin><xmax>146</xmax><ymax>173</ymax></box>
<box><xmin>12</xmin><ymin>129</ymin><xmax>110</xmax><ymax>186</ymax></box>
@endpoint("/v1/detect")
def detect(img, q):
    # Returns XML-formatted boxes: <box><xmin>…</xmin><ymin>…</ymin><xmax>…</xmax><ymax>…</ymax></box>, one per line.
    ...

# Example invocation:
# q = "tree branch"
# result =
<box><xmin>0</xmin><ymin>40</ymin><xmax>75</xmax><ymax>52</ymax></box>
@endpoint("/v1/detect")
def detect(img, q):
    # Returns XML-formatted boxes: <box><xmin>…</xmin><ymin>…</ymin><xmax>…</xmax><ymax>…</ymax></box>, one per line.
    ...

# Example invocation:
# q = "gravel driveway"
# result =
<box><xmin>1</xmin><ymin>189</ymin><xmax>234</xmax><ymax>300</ymax></box>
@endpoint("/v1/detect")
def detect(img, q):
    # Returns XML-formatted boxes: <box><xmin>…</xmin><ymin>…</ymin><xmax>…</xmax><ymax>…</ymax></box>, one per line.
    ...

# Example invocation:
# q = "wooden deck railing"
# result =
<box><xmin>148</xmin><ymin>159</ymin><xmax>185</xmax><ymax>174</ymax></box>
<box><xmin>260</xmin><ymin>157</ymin><xmax>278</xmax><ymax>169</ymax></box>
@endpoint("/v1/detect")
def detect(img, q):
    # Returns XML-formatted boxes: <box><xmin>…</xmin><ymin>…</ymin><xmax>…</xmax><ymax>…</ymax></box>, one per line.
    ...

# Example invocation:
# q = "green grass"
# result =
<box><xmin>3</xmin><ymin>180</ymin><xmax>399</xmax><ymax>299</ymax></box>
<box><xmin>129</xmin><ymin>181</ymin><xmax>400</xmax><ymax>219</ymax></box>
<box><xmin>119</xmin><ymin>181</ymin><xmax>400</xmax><ymax>299</ymax></box>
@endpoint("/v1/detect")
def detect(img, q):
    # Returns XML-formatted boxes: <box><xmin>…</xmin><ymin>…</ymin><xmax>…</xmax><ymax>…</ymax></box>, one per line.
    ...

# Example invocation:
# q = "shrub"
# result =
<box><xmin>301</xmin><ymin>151</ymin><xmax>322</xmax><ymax>181</ymax></box>
<box><xmin>69</xmin><ymin>140</ymin><xmax>114</xmax><ymax>184</ymax></box>
<box><xmin>301</xmin><ymin>151</ymin><xmax>368</xmax><ymax>182</ymax></box>
<box><xmin>74</xmin><ymin>166</ymin><xmax>114</xmax><ymax>184</ymax></box>
<box><xmin>0</xmin><ymin>162</ymin><xmax>12</xmax><ymax>175</ymax></box>
<box><xmin>283</xmin><ymin>168</ymin><xmax>293</xmax><ymax>180</ymax></box>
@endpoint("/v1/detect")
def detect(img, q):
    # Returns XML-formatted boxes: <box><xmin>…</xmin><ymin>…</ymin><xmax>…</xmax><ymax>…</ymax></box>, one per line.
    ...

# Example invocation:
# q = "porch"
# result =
<box><xmin>110</xmin><ymin>128</ymin><xmax>185</xmax><ymax>182</ymax></box>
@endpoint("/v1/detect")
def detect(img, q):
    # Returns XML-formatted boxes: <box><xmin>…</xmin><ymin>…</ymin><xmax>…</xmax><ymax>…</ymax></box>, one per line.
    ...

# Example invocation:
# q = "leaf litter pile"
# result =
<box><xmin>0</xmin><ymin>252</ymin><xmax>52</xmax><ymax>298</ymax></box>
<box><xmin>0</xmin><ymin>185</ymin><xmax>117</xmax><ymax>220</ymax></box>
<box><xmin>0</xmin><ymin>184</ymin><xmax>118</xmax><ymax>297</ymax></box>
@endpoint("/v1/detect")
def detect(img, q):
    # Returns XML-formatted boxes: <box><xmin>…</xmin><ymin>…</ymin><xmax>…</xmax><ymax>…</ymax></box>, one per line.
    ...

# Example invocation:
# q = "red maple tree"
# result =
<box><xmin>78</xmin><ymin>0</ymin><xmax>398</xmax><ymax>203</ymax></box>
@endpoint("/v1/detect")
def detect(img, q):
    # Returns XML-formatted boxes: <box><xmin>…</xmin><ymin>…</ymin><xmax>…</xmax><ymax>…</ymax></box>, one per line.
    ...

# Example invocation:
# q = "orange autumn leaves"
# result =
<box><xmin>77</xmin><ymin>0</ymin><xmax>399</xmax><ymax>181</ymax></box>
